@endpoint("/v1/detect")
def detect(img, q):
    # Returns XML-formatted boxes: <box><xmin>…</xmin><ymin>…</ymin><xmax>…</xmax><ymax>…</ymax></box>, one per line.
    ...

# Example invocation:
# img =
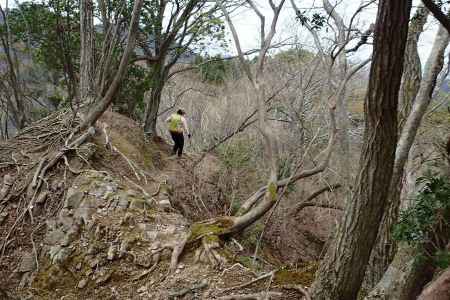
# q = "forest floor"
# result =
<box><xmin>0</xmin><ymin>111</ymin><xmax>314</xmax><ymax>299</ymax></box>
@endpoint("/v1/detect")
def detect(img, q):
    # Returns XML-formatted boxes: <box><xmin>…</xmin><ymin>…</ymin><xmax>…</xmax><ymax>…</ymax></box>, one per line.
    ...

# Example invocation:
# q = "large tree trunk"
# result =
<box><xmin>310</xmin><ymin>1</ymin><xmax>412</xmax><ymax>299</ymax></box>
<box><xmin>364</xmin><ymin>23</ymin><xmax>449</xmax><ymax>291</ymax></box>
<box><xmin>80</xmin><ymin>0</ymin><xmax>95</xmax><ymax>104</ymax></box>
<box><xmin>362</xmin><ymin>6</ymin><xmax>429</xmax><ymax>290</ymax></box>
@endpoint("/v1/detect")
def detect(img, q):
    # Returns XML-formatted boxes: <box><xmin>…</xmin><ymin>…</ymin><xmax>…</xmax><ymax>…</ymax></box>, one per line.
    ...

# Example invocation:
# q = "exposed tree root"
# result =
<box><xmin>281</xmin><ymin>284</ymin><xmax>311</xmax><ymax>300</ymax></box>
<box><xmin>193</xmin><ymin>234</ymin><xmax>227</xmax><ymax>268</ymax></box>
<box><xmin>0</xmin><ymin>111</ymin><xmax>98</xmax><ymax>263</ymax></box>
<box><xmin>218</xmin><ymin>291</ymin><xmax>283</xmax><ymax>300</ymax></box>
<box><xmin>221</xmin><ymin>271</ymin><xmax>275</xmax><ymax>293</ymax></box>
<box><xmin>168</xmin><ymin>279</ymin><xmax>208</xmax><ymax>299</ymax></box>
<box><xmin>101</xmin><ymin>122</ymin><xmax>148</xmax><ymax>183</ymax></box>
<box><xmin>0</xmin><ymin>174</ymin><xmax>14</xmax><ymax>201</ymax></box>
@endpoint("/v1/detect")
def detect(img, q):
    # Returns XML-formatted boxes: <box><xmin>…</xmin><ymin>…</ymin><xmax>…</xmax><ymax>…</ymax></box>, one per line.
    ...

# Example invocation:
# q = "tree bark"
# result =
<box><xmin>364</xmin><ymin>244</ymin><xmax>435</xmax><ymax>300</ymax></box>
<box><xmin>80</xmin><ymin>0</ymin><xmax>144</xmax><ymax>129</ymax></box>
<box><xmin>80</xmin><ymin>0</ymin><xmax>95</xmax><ymax>104</ymax></box>
<box><xmin>417</xmin><ymin>267</ymin><xmax>450</xmax><ymax>300</ymax></box>
<box><xmin>0</xmin><ymin>4</ymin><xmax>27</xmax><ymax>129</ymax></box>
<box><xmin>364</xmin><ymin>23</ymin><xmax>449</xmax><ymax>292</ymax></box>
<box><xmin>363</xmin><ymin>6</ymin><xmax>428</xmax><ymax>290</ymax></box>
<box><xmin>365</xmin><ymin>199</ymin><xmax>450</xmax><ymax>300</ymax></box>
<box><xmin>422</xmin><ymin>0</ymin><xmax>450</xmax><ymax>34</ymax></box>
<box><xmin>143</xmin><ymin>62</ymin><xmax>168</xmax><ymax>136</ymax></box>
<box><xmin>398</xmin><ymin>6</ymin><xmax>428</xmax><ymax>131</ymax></box>
<box><xmin>310</xmin><ymin>1</ymin><xmax>412</xmax><ymax>299</ymax></box>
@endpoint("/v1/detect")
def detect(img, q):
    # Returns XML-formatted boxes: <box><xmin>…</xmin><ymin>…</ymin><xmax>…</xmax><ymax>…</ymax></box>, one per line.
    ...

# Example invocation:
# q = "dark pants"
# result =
<box><xmin>170</xmin><ymin>131</ymin><xmax>184</xmax><ymax>157</ymax></box>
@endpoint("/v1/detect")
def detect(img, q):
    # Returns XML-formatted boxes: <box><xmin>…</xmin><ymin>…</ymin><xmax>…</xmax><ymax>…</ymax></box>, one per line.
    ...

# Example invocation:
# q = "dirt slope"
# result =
<box><xmin>0</xmin><ymin>111</ymin><xmax>313</xmax><ymax>299</ymax></box>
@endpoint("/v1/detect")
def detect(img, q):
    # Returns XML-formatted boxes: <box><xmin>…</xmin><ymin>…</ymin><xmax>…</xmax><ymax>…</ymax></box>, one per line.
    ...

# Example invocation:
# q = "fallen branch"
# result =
<box><xmin>221</xmin><ymin>271</ymin><xmax>275</xmax><ymax>293</ymax></box>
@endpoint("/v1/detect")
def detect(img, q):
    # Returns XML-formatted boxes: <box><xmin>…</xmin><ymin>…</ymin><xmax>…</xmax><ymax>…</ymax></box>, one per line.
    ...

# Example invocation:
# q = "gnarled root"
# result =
<box><xmin>194</xmin><ymin>234</ymin><xmax>227</xmax><ymax>268</ymax></box>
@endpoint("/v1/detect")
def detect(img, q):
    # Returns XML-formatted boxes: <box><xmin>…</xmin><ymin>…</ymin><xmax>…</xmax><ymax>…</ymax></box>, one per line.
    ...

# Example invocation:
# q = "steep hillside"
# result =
<box><xmin>0</xmin><ymin>111</ymin><xmax>314</xmax><ymax>299</ymax></box>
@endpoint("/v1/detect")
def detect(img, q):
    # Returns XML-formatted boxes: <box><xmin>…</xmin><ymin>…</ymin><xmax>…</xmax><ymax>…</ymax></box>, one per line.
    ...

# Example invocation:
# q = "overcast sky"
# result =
<box><xmin>0</xmin><ymin>0</ymin><xmax>441</xmax><ymax>63</ymax></box>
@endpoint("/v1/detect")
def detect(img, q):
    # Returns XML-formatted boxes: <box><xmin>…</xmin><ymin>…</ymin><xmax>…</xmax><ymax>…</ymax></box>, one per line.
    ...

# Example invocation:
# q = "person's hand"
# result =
<box><xmin>188</xmin><ymin>133</ymin><xmax>192</xmax><ymax>139</ymax></box>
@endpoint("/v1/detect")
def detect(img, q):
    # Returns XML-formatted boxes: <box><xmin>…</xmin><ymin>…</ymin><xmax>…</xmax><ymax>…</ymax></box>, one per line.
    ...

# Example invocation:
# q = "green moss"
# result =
<box><xmin>142</xmin><ymin>150</ymin><xmax>154</xmax><ymax>168</ymax></box>
<box><xmin>274</xmin><ymin>262</ymin><xmax>318</xmax><ymax>286</ymax></box>
<box><xmin>268</xmin><ymin>182</ymin><xmax>277</xmax><ymax>201</ymax></box>
<box><xmin>236</xmin><ymin>255</ymin><xmax>254</xmax><ymax>269</ymax></box>
<box><xmin>188</xmin><ymin>218</ymin><xmax>234</xmax><ymax>242</ymax></box>
<box><xmin>204</xmin><ymin>234</ymin><xmax>220</xmax><ymax>243</ymax></box>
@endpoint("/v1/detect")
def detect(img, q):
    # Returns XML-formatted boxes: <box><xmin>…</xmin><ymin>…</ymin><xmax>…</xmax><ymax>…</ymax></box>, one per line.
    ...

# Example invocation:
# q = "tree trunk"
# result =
<box><xmin>80</xmin><ymin>0</ymin><xmax>144</xmax><ymax>129</ymax></box>
<box><xmin>364</xmin><ymin>23</ymin><xmax>449</xmax><ymax>291</ymax></box>
<box><xmin>80</xmin><ymin>0</ymin><xmax>95</xmax><ymax>104</ymax></box>
<box><xmin>417</xmin><ymin>267</ymin><xmax>450</xmax><ymax>300</ymax></box>
<box><xmin>362</xmin><ymin>6</ymin><xmax>429</xmax><ymax>290</ymax></box>
<box><xmin>0</xmin><ymin>5</ymin><xmax>27</xmax><ymax>129</ymax></box>
<box><xmin>364</xmin><ymin>244</ymin><xmax>435</xmax><ymax>300</ymax></box>
<box><xmin>310</xmin><ymin>1</ymin><xmax>412</xmax><ymax>299</ymax></box>
<box><xmin>365</xmin><ymin>199</ymin><xmax>450</xmax><ymax>300</ymax></box>
<box><xmin>398</xmin><ymin>6</ymin><xmax>428</xmax><ymax>130</ymax></box>
<box><xmin>143</xmin><ymin>63</ymin><xmax>167</xmax><ymax>137</ymax></box>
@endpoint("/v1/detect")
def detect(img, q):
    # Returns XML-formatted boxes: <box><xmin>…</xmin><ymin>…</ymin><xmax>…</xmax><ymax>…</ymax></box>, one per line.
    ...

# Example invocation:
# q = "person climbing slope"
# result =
<box><xmin>166</xmin><ymin>109</ymin><xmax>191</xmax><ymax>157</ymax></box>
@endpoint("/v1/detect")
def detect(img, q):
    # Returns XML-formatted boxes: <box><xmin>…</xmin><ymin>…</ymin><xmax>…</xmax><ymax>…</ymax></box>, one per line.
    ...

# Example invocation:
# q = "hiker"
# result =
<box><xmin>166</xmin><ymin>109</ymin><xmax>191</xmax><ymax>157</ymax></box>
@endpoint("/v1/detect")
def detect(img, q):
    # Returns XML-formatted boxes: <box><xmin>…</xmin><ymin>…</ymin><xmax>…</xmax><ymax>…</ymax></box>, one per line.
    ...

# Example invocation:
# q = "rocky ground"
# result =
<box><xmin>0</xmin><ymin>112</ymin><xmax>316</xmax><ymax>299</ymax></box>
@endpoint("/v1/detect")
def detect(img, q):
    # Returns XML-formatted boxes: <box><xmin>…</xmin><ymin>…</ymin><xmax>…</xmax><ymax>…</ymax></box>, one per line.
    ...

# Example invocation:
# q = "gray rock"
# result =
<box><xmin>35</xmin><ymin>191</ymin><xmax>48</xmax><ymax>204</ymax></box>
<box><xmin>95</xmin><ymin>270</ymin><xmax>113</xmax><ymax>285</ymax></box>
<box><xmin>107</xmin><ymin>245</ymin><xmax>116</xmax><ymax>261</ymax></box>
<box><xmin>117</xmin><ymin>196</ymin><xmax>129</xmax><ymax>209</ymax></box>
<box><xmin>0</xmin><ymin>212</ymin><xmax>8</xmax><ymax>225</ymax></box>
<box><xmin>61</xmin><ymin>229</ymin><xmax>78</xmax><ymax>247</ymax></box>
<box><xmin>44</xmin><ymin>230</ymin><xmax>65</xmax><ymax>245</ymax></box>
<box><xmin>65</xmin><ymin>191</ymin><xmax>84</xmax><ymax>209</ymax></box>
<box><xmin>77</xmin><ymin>278</ymin><xmax>88</xmax><ymax>289</ymax></box>
<box><xmin>50</xmin><ymin>247</ymin><xmax>73</xmax><ymax>264</ymax></box>
<box><xmin>88</xmin><ymin>258</ymin><xmax>100</xmax><ymax>268</ymax></box>
<box><xmin>118</xmin><ymin>240</ymin><xmax>130</xmax><ymax>258</ymax></box>
<box><xmin>74</xmin><ymin>207</ymin><xmax>95</xmax><ymax>224</ymax></box>
<box><xmin>18</xmin><ymin>252</ymin><xmax>36</xmax><ymax>273</ymax></box>
<box><xmin>129</xmin><ymin>199</ymin><xmax>145</xmax><ymax>210</ymax></box>
<box><xmin>134</xmin><ymin>255</ymin><xmax>152</xmax><ymax>268</ymax></box>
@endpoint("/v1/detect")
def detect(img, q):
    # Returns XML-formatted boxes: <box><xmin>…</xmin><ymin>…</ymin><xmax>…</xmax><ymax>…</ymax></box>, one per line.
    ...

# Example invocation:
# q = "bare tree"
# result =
<box><xmin>80</xmin><ymin>0</ymin><xmax>144</xmax><ymax>129</ymax></box>
<box><xmin>138</xmin><ymin>0</ymin><xmax>225</xmax><ymax>137</ymax></box>
<box><xmin>216</xmin><ymin>0</ymin><xmax>285</xmax><ymax>232</ymax></box>
<box><xmin>310</xmin><ymin>0</ymin><xmax>413</xmax><ymax>298</ymax></box>
<box><xmin>290</xmin><ymin>0</ymin><xmax>374</xmax><ymax>186</ymax></box>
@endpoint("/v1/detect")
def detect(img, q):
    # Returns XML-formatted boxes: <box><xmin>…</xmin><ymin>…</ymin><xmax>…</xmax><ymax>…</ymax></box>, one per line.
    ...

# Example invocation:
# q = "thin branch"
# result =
<box><xmin>422</xmin><ymin>0</ymin><xmax>450</xmax><ymax>34</ymax></box>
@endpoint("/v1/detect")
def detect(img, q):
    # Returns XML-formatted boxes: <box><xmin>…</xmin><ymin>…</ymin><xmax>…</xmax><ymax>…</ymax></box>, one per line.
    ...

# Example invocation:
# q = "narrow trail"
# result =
<box><xmin>0</xmin><ymin>111</ymin><xmax>314</xmax><ymax>299</ymax></box>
